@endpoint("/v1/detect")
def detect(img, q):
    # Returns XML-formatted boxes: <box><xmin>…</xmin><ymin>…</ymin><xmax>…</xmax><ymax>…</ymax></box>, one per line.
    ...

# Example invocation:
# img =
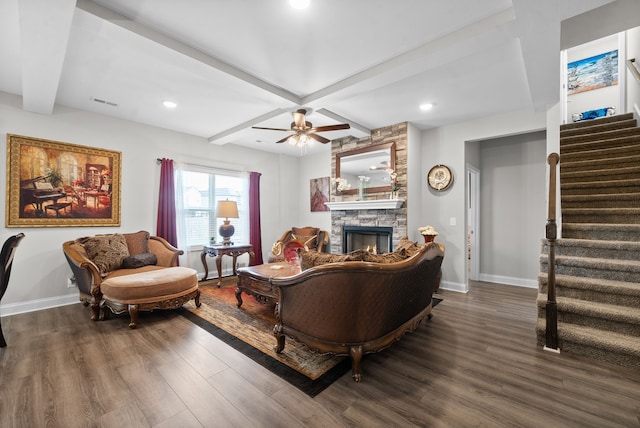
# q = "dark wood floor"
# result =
<box><xmin>1</xmin><ymin>281</ymin><xmax>638</xmax><ymax>427</ymax></box>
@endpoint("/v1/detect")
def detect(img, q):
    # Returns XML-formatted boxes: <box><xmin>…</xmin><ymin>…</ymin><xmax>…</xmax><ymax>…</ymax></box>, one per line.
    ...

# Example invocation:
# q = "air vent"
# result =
<box><xmin>92</xmin><ymin>97</ymin><xmax>118</xmax><ymax>107</ymax></box>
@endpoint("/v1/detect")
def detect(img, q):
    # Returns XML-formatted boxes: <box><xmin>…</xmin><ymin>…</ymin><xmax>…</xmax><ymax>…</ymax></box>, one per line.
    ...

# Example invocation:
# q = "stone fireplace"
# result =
<box><xmin>343</xmin><ymin>226</ymin><xmax>393</xmax><ymax>253</ymax></box>
<box><xmin>329</xmin><ymin>122</ymin><xmax>408</xmax><ymax>254</ymax></box>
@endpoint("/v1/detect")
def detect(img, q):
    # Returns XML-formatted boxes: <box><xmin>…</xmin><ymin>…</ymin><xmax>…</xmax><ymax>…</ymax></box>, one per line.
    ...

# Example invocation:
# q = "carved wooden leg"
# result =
<box><xmin>235</xmin><ymin>287</ymin><xmax>243</xmax><ymax>307</ymax></box>
<box><xmin>128</xmin><ymin>304</ymin><xmax>139</xmax><ymax>329</ymax></box>
<box><xmin>273</xmin><ymin>324</ymin><xmax>285</xmax><ymax>353</ymax></box>
<box><xmin>90</xmin><ymin>302</ymin><xmax>100</xmax><ymax>321</ymax></box>
<box><xmin>194</xmin><ymin>289</ymin><xmax>201</xmax><ymax>307</ymax></box>
<box><xmin>350</xmin><ymin>346</ymin><xmax>364</xmax><ymax>382</ymax></box>
<box><xmin>101</xmin><ymin>305</ymin><xmax>111</xmax><ymax>320</ymax></box>
<box><xmin>0</xmin><ymin>318</ymin><xmax>6</xmax><ymax>347</ymax></box>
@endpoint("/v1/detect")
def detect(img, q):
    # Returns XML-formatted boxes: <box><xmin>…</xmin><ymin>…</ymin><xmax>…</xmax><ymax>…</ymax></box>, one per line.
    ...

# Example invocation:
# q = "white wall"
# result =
<box><xmin>297</xmin><ymin>152</ymin><xmax>332</xmax><ymax>247</ymax></box>
<box><xmin>0</xmin><ymin>91</ymin><xmax>299</xmax><ymax>314</ymax></box>
<box><xmin>421</xmin><ymin>108</ymin><xmax>547</xmax><ymax>293</ymax></box>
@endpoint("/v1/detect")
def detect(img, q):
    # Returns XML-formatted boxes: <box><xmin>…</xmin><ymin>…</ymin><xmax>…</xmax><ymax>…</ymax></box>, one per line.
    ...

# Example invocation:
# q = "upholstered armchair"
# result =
<box><xmin>268</xmin><ymin>226</ymin><xmax>329</xmax><ymax>263</ymax></box>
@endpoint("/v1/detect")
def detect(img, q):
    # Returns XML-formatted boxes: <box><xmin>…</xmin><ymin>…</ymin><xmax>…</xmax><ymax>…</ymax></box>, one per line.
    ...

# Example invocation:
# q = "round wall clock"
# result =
<box><xmin>427</xmin><ymin>164</ymin><xmax>453</xmax><ymax>191</ymax></box>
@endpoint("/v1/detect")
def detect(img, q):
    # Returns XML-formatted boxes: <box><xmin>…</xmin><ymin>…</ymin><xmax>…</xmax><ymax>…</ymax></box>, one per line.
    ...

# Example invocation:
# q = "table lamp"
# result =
<box><xmin>216</xmin><ymin>199</ymin><xmax>239</xmax><ymax>245</ymax></box>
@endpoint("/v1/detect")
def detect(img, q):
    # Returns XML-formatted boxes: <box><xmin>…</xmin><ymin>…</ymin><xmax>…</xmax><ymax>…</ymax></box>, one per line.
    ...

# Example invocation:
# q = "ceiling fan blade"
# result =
<box><xmin>308</xmin><ymin>133</ymin><xmax>330</xmax><ymax>144</ymax></box>
<box><xmin>252</xmin><ymin>126</ymin><xmax>292</xmax><ymax>132</ymax></box>
<box><xmin>275</xmin><ymin>135</ymin><xmax>292</xmax><ymax>144</ymax></box>
<box><xmin>310</xmin><ymin>123</ymin><xmax>350</xmax><ymax>132</ymax></box>
<box><xmin>292</xmin><ymin>110</ymin><xmax>307</xmax><ymax>128</ymax></box>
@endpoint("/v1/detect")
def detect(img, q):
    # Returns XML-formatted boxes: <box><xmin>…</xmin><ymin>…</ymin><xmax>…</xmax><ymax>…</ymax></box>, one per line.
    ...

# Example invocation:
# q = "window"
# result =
<box><xmin>177</xmin><ymin>166</ymin><xmax>248</xmax><ymax>248</ymax></box>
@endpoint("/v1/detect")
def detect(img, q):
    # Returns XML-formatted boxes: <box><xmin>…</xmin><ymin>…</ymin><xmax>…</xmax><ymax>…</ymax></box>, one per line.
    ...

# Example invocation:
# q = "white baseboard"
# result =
<box><xmin>439</xmin><ymin>280</ymin><xmax>468</xmax><ymax>293</ymax></box>
<box><xmin>478</xmin><ymin>273</ymin><xmax>538</xmax><ymax>288</ymax></box>
<box><xmin>0</xmin><ymin>294</ymin><xmax>79</xmax><ymax>317</ymax></box>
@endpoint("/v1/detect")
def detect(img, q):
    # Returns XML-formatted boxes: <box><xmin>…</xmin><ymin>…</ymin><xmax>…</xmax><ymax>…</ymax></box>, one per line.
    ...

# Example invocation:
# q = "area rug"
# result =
<box><xmin>180</xmin><ymin>277</ymin><xmax>442</xmax><ymax>397</ymax></box>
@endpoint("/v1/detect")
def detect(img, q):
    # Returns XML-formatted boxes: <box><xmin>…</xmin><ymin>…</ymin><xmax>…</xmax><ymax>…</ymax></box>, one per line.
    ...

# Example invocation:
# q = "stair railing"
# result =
<box><xmin>627</xmin><ymin>58</ymin><xmax>640</xmax><ymax>86</ymax></box>
<box><xmin>544</xmin><ymin>153</ymin><xmax>560</xmax><ymax>352</ymax></box>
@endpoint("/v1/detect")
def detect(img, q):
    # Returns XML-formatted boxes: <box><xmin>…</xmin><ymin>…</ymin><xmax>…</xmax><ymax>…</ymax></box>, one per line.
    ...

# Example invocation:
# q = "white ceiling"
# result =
<box><xmin>1</xmin><ymin>0</ymin><xmax>633</xmax><ymax>157</ymax></box>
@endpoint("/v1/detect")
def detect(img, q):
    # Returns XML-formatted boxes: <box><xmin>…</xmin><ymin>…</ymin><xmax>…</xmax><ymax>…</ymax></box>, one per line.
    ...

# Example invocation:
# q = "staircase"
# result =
<box><xmin>537</xmin><ymin>112</ymin><xmax>640</xmax><ymax>369</ymax></box>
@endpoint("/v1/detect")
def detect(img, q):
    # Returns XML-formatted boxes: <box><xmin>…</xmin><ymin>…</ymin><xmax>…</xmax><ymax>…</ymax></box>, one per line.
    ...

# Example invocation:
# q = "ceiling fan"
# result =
<box><xmin>252</xmin><ymin>109</ymin><xmax>350</xmax><ymax>145</ymax></box>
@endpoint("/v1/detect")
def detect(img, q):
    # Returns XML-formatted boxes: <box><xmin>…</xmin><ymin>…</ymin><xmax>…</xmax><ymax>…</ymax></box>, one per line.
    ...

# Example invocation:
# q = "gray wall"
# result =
<box><xmin>478</xmin><ymin>131</ymin><xmax>547</xmax><ymax>287</ymax></box>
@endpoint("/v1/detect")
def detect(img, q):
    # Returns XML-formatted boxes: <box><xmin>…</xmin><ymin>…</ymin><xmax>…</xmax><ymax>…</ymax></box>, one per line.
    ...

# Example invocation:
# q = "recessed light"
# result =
<box><xmin>163</xmin><ymin>100</ymin><xmax>177</xmax><ymax>109</ymax></box>
<box><xmin>420</xmin><ymin>103</ymin><xmax>433</xmax><ymax>111</ymax></box>
<box><xmin>289</xmin><ymin>0</ymin><xmax>310</xmax><ymax>9</ymax></box>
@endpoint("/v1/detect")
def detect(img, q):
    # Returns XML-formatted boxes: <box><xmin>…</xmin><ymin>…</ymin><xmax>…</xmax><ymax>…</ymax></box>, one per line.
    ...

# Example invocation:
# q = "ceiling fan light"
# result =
<box><xmin>289</xmin><ymin>0</ymin><xmax>310</xmax><ymax>9</ymax></box>
<box><xmin>288</xmin><ymin>136</ymin><xmax>298</xmax><ymax>146</ymax></box>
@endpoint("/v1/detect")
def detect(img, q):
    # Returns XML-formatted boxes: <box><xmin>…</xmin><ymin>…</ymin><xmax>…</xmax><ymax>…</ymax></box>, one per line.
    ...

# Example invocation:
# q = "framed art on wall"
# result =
<box><xmin>310</xmin><ymin>176</ymin><xmax>330</xmax><ymax>212</ymax></box>
<box><xmin>6</xmin><ymin>134</ymin><xmax>121</xmax><ymax>227</ymax></box>
<box><xmin>567</xmin><ymin>49</ymin><xmax>618</xmax><ymax>95</ymax></box>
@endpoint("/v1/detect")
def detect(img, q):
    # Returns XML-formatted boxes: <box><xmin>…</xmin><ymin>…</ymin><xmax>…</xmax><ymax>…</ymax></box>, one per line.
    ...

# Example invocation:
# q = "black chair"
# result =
<box><xmin>0</xmin><ymin>233</ymin><xmax>25</xmax><ymax>347</ymax></box>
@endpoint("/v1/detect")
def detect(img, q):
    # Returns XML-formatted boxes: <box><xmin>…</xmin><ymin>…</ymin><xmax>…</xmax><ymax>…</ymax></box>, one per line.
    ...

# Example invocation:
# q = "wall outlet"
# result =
<box><xmin>67</xmin><ymin>277</ymin><xmax>76</xmax><ymax>288</ymax></box>
<box><xmin>450</xmin><ymin>217</ymin><xmax>457</xmax><ymax>226</ymax></box>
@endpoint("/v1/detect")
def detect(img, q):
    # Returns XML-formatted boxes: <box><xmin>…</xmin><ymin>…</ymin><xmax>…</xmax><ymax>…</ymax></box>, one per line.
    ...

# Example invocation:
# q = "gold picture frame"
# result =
<box><xmin>6</xmin><ymin>134</ymin><xmax>121</xmax><ymax>227</ymax></box>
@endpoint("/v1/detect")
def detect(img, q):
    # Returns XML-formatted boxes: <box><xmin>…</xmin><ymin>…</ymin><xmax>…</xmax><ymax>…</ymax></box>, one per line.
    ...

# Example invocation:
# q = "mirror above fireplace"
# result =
<box><xmin>336</xmin><ymin>142</ymin><xmax>396</xmax><ymax>195</ymax></box>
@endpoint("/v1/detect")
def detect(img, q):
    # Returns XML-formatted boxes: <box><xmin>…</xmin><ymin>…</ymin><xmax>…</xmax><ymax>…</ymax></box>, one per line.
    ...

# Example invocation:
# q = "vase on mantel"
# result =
<box><xmin>334</xmin><ymin>194</ymin><xmax>342</xmax><ymax>202</ymax></box>
<box><xmin>422</xmin><ymin>234</ymin><xmax>436</xmax><ymax>243</ymax></box>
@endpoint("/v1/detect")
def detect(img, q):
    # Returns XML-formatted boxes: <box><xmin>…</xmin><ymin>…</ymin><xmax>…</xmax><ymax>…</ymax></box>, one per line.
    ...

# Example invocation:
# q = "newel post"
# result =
<box><xmin>545</xmin><ymin>153</ymin><xmax>560</xmax><ymax>352</ymax></box>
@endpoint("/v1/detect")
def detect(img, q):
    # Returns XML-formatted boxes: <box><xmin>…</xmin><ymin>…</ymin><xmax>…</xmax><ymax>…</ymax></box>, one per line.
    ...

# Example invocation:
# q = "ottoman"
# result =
<box><xmin>100</xmin><ymin>266</ymin><xmax>200</xmax><ymax>328</ymax></box>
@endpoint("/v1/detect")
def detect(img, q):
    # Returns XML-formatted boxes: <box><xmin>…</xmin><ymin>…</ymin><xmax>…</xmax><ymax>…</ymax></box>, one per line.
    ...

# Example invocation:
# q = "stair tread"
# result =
<box><xmin>535</xmin><ymin>319</ymin><xmax>640</xmax><ymax>354</ymax></box>
<box><xmin>562</xmin><ymin>192</ymin><xmax>640</xmax><ymax>201</ymax></box>
<box><xmin>562</xmin><ymin>207</ymin><xmax>640</xmax><ymax>213</ymax></box>
<box><xmin>555</xmin><ymin>253</ymin><xmax>640</xmax><ymax>265</ymax></box>
<box><xmin>542</xmin><ymin>295</ymin><xmax>640</xmax><ymax>320</ymax></box>
<box><xmin>560</xmin><ymin>178</ymin><xmax>640</xmax><ymax>188</ymax></box>
<box><xmin>562</xmin><ymin>223</ymin><xmax>640</xmax><ymax>230</ymax></box>
<box><xmin>555</xmin><ymin>238</ymin><xmax>640</xmax><ymax>249</ymax></box>
<box><xmin>538</xmin><ymin>272</ymin><xmax>640</xmax><ymax>295</ymax></box>
<box><xmin>558</xmin><ymin>323</ymin><xmax>640</xmax><ymax>354</ymax></box>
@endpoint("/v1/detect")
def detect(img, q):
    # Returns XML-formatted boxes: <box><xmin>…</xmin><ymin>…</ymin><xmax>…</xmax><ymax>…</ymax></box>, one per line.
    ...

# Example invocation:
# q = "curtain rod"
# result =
<box><xmin>156</xmin><ymin>158</ymin><xmax>246</xmax><ymax>173</ymax></box>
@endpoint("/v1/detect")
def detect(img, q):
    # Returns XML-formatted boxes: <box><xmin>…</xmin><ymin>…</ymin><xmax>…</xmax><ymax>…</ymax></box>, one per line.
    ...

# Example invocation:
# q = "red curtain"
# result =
<box><xmin>157</xmin><ymin>158</ymin><xmax>178</xmax><ymax>248</ymax></box>
<box><xmin>249</xmin><ymin>172</ymin><xmax>263</xmax><ymax>265</ymax></box>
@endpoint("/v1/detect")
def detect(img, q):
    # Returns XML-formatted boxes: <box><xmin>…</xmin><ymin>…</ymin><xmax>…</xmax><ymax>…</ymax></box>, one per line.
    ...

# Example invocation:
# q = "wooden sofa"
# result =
<box><xmin>63</xmin><ymin>231</ymin><xmax>200</xmax><ymax>328</ymax></box>
<box><xmin>271</xmin><ymin>240</ymin><xmax>445</xmax><ymax>381</ymax></box>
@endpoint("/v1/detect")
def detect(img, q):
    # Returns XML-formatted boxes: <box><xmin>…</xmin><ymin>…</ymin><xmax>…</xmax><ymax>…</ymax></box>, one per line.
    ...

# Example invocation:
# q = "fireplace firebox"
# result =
<box><xmin>343</xmin><ymin>226</ymin><xmax>393</xmax><ymax>253</ymax></box>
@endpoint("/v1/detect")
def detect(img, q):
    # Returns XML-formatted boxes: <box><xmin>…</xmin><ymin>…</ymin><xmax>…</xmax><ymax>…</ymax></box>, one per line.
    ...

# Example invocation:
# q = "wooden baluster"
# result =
<box><xmin>545</xmin><ymin>153</ymin><xmax>560</xmax><ymax>352</ymax></box>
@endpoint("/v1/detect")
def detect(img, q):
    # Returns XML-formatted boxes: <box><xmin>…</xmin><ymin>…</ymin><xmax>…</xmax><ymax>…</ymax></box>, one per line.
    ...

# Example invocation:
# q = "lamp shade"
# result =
<box><xmin>216</xmin><ymin>200</ymin><xmax>239</xmax><ymax>219</ymax></box>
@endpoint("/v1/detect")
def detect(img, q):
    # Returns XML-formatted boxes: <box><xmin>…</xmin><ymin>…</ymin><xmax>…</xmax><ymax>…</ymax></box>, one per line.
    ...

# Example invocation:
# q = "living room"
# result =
<box><xmin>2</xmin><ymin>1</ymin><xmax>639</xmax><ymax>316</ymax></box>
<box><xmin>1</xmin><ymin>1</ymin><xmax>640</xmax><ymax>425</ymax></box>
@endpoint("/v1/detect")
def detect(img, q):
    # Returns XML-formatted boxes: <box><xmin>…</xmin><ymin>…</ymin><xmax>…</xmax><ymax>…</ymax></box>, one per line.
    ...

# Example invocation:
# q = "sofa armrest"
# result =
<box><xmin>62</xmin><ymin>240</ymin><xmax>102</xmax><ymax>299</ymax></box>
<box><xmin>148</xmin><ymin>236</ymin><xmax>183</xmax><ymax>267</ymax></box>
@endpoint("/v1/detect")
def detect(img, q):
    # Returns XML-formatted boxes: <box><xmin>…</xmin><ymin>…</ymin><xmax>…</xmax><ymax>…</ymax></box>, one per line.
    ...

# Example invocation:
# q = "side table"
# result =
<box><xmin>201</xmin><ymin>244</ymin><xmax>255</xmax><ymax>286</ymax></box>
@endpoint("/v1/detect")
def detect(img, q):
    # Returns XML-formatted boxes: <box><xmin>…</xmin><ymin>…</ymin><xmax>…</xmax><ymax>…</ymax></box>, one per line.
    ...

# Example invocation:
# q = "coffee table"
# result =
<box><xmin>235</xmin><ymin>262</ymin><xmax>300</xmax><ymax>307</ymax></box>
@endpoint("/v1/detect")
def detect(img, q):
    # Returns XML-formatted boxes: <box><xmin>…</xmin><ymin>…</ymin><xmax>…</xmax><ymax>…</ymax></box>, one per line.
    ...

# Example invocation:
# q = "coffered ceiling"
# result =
<box><xmin>1</xmin><ymin>0</ymin><xmax>633</xmax><ymax>156</ymax></box>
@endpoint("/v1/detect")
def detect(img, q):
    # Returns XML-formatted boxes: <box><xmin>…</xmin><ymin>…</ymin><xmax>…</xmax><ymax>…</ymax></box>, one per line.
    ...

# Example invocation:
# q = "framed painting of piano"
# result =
<box><xmin>6</xmin><ymin>134</ymin><xmax>121</xmax><ymax>227</ymax></box>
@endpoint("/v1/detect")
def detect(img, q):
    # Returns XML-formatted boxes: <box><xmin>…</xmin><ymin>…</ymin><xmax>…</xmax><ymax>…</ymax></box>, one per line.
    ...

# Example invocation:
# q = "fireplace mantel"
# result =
<box><xmin>324</xmin><ymin>199</ymin><xmax>404</xmax><ymax>211</ymax></box>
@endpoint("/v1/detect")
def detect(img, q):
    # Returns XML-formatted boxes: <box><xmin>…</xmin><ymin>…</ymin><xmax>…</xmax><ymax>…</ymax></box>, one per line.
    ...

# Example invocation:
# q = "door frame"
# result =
<box><xmin>466</xmin><ymin>164</ymin><xmax>480</xmax><ymax>283</ymax></box>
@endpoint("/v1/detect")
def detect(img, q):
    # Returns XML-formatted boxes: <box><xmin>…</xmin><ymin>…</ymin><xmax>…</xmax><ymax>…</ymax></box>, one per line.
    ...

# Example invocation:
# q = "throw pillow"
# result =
<box><xmin>123</xmin><ymin>230</ymin><xmax>150</xmax><ymax>255</ymax></box>
<box><xmin>300</xmin><ymin>249</ymin><xmax>369</xmax><ymax>270</ymax></box>
<box><xmin>83</xmin><ymin>234</ymin><xmax>130</xmax><ymax>276</ymax></box>
<box><xmin>121</xmin><ymin>253</ymin><xmax>158</xmax><ymax>269</ymax></box>
<box><xmin>362</xmin><ymin>251</ymin><xmax>406</xmax><ymax>264</ymax></box>
<box><xmin>395</xmin><ymin>236</ymin><xmax>423</xmax><ymax>257</ymax></box>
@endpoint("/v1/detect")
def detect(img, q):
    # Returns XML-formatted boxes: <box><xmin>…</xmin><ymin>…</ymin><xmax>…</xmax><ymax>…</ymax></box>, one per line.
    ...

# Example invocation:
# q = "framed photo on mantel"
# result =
<box><xmin>6</xmin><ymin>134</ymin><xmax>121</xmax><ymax>227</ymax></box>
